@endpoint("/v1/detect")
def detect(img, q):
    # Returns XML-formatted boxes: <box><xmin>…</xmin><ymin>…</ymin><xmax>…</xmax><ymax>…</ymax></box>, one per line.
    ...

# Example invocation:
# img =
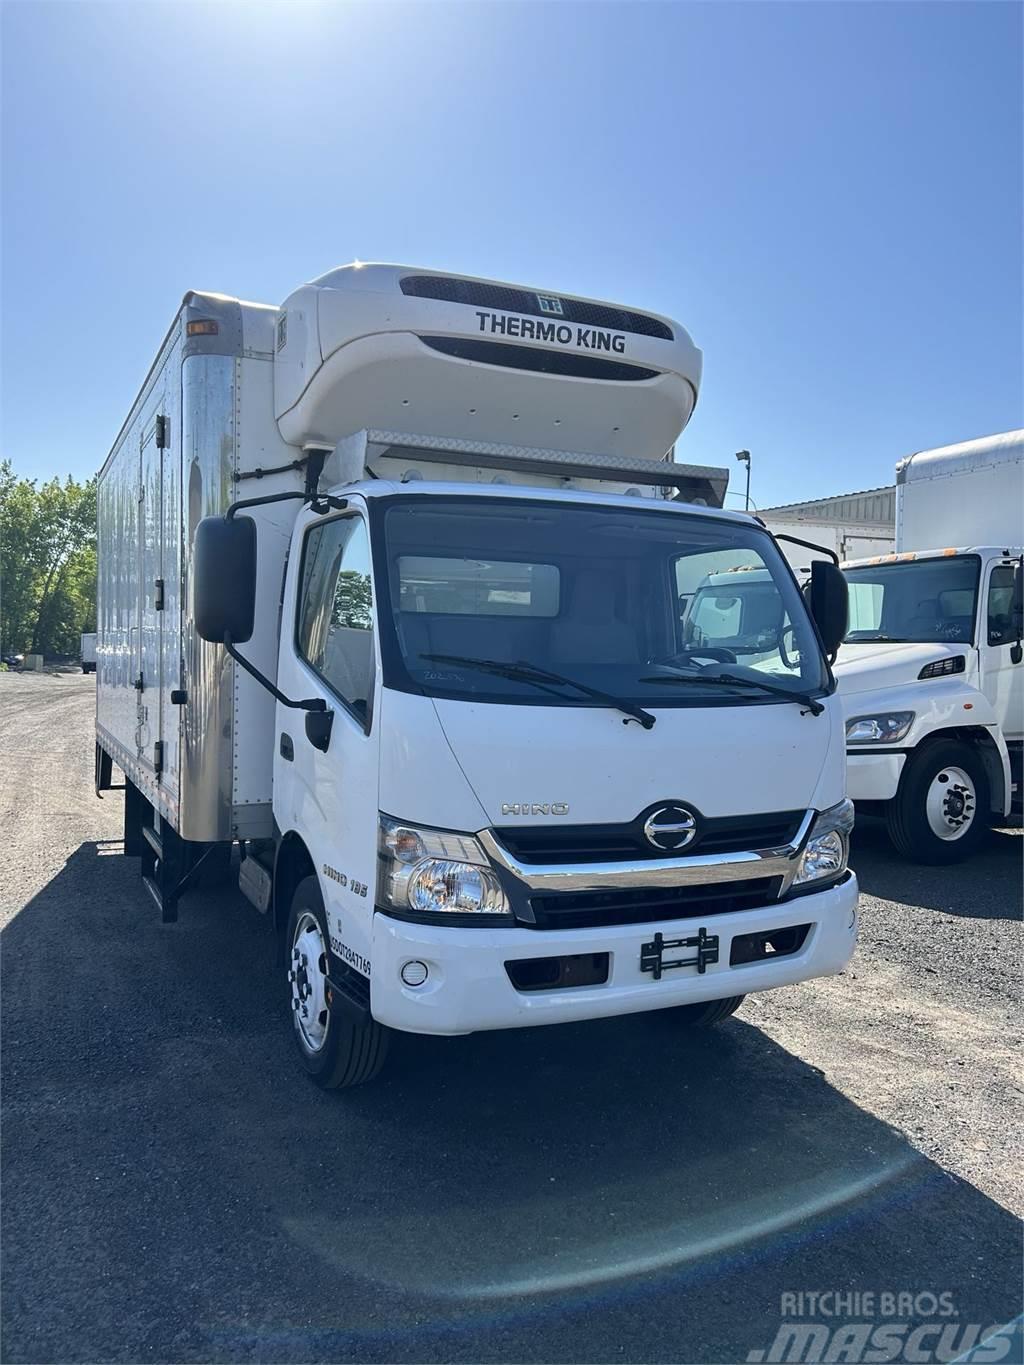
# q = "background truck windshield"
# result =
<box><xmin>844</xmin><ymin>556</ymin><xmax>979</xmax><ymax>644</ymax></box>
<box><xmin>378</xmin><ymin>498</ymin><xmax>827</xmax><ymax>707</ymax></box>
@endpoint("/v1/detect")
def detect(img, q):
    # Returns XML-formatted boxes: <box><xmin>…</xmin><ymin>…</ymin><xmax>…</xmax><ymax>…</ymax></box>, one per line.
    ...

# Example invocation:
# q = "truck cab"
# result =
<box><xmin>835</xmin><ymin>544</ymin><xmax>1023</xmax><ymax>861</ymax></box>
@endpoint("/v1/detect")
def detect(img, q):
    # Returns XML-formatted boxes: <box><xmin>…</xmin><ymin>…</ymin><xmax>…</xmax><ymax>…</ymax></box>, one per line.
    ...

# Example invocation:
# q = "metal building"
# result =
<box><xmin>759</xmin><ymin>485</ymin><xmax>896</xmax><ymax>528</ymax></box>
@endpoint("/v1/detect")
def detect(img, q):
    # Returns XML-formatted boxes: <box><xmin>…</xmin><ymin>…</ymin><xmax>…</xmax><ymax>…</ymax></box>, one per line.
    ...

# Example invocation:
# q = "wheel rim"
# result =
<box><xmin>924</xmin><ymin>765</ymin><xmax>977</xmax><ymax>841</ymax></box>
<box><xmin>289</xmin><ymin>912</ymin><xmax>330</xmax><ymax>1053</ymax></box>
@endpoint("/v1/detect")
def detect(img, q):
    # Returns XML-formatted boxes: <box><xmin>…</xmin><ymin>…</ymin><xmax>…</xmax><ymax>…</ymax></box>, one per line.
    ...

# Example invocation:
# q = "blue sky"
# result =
<box><xmin>2</xmin><ymin>0</ymin><xmax>1021</xmax><ymax>509</ymax></box>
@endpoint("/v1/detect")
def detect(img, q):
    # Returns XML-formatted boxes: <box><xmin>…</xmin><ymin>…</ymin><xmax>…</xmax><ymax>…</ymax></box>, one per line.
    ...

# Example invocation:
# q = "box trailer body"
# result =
<box><xmin>96</xmin><ymin>294</ymin><xmax>308</xmax><ymax>843</ymax></box>
<box><xmin>833</xmin><ymin>431</ymin><xmax>1024</xmax><ymax>861</ymax></box>
<box><xmin>96</xmin><ymin>264</ymin><xmax>857</xmax><ymax>1088</ymax></box>
<box><xmin>760</xmin><ymin>519</ymin><xmax>894</xmax><ymax>578</ymax></box>
<box><xmin>895</xmin><ymin>431</ymin><xmax>1023</xmax><ymax>553</ymax></box>
<box><xmin>80</xmin><ymin>632</ymin><xmax>97</xmax><ymax>673</ymax></box>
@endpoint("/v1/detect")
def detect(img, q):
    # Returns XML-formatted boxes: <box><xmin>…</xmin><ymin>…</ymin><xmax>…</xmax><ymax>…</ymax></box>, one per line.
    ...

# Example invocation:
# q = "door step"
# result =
<box><xmin>139</xmin><ymin>812</ymin><xmax>185</xmax><ymax>924</ymax></box>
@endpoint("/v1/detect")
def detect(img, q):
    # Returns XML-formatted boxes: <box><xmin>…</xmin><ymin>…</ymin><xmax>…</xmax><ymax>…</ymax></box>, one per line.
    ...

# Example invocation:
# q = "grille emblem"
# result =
<box><xmin>643</xmin><ymin>804</ymin><xmax>698</xmax><ymax>852</ymax></box>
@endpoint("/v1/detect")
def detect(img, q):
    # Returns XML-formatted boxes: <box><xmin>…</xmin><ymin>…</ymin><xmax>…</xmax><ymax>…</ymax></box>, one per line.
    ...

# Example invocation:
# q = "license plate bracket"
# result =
<box><xmin>640</xmin><ymin>926</ymin><xmax>719</xmax><ymax>980</ymax></box>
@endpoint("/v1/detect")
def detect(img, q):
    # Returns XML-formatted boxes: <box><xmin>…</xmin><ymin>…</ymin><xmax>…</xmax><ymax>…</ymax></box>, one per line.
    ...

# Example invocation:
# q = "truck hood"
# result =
<box><xmin>832</xmin><ymin>642</ymin><xmax>967</xmax><ymax>698</ymax></box>
<box><xmin>428</xmin><ymin>695</ymin><xmax>844</xmax><ymax>827</ymax></box>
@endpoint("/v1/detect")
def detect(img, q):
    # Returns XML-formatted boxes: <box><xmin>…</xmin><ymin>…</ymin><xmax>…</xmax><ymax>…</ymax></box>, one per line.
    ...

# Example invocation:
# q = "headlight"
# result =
<box><xmin>378</xmin><ymin>815</ymin><xmax>511</xmax><ymax>919</ymax></box>
<box><xmin>793</xmin><ymin>798</ymin><xmax>854</xmax><ymax>887</ymax></box>
<box><xmin>845</xmin><ymin>711</ymin><xmax>914</xmax><ymax>744</ymax></box>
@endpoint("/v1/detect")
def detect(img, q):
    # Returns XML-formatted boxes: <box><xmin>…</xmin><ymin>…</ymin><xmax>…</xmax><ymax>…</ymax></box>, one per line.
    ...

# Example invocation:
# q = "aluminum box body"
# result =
<box><xmin>96</xmin><ymin>292</ymin><xmax>303</xmax><ymax>841</ymax></box>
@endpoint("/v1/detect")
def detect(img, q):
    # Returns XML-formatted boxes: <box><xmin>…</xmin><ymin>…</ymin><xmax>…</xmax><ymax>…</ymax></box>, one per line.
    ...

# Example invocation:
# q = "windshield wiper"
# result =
<box><xmin>639</xmin><ymin>668</ymin><xmax>825</xmax><ymax>717</ymax></box>
<box><xmin>844</xmin><ymin>634</ymin><xmax>911</xmax><ymax>644</ymax></box>
<box><xmin>421</xmin><ymin>654</ymin><xmax>657</xmax><ymax>729</ymax></box>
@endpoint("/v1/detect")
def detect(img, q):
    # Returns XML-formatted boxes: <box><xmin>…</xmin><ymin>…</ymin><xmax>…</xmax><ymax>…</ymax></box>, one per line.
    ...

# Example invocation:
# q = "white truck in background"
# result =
<box><xmin>80</xmin><ymin>632</ymin><xmax>97</xmax><ymax>674</ymax></box>
<box><xmin>94</xmin><ymin>263</ymin><xmax>856</xmax><ymax>1089</ymax></box>
<box><xmin>834</xmin><ymin>430</ymin><xmax>1023</xmax><ymax>862</ymax></box>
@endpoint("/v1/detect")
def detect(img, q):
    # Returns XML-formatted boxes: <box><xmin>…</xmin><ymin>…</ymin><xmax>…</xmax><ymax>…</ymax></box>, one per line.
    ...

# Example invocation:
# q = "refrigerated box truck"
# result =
<box><xmin>95</xmin><ymin>263</ymin><xmax>856</xmax><ymax>1087</ymax></box>
<box><xmin>834</xmin><ymin>430</ymin><xmax>1023</xmax><ymax>861</ymax></box>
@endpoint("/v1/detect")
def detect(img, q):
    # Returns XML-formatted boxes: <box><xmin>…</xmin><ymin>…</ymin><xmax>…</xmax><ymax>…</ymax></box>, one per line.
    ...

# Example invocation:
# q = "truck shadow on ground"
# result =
<box><xmin>850</xmin><ymin>820</ymin><xmax>1022</xmax><ymax>919</ymax></box>
<box><xmin>2</xmin><ymin>842</ymin><xmax>1021</xmax><ymax>1364</ymax></box>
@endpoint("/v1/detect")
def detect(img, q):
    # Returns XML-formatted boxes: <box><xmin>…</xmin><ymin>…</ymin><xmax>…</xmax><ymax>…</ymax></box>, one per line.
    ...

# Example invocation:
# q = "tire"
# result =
<box><xmin>669</xmin><ymin>994</ymin><xmax>745</xmax><ymax>1027</ymax></box>
<box><xmin>81</xmin><ymin>665</ymin><xmax>89</xmax><ymax>674</ymax></box>
<box><xmin>285</xmin><ymin>876</ymin><xmax>389</xmax><ymax>1089</ymax></box>
<box><xmin>886</xmin><ymin>739</ymin><xmax>990</xmax><ymax>864</ymax></box>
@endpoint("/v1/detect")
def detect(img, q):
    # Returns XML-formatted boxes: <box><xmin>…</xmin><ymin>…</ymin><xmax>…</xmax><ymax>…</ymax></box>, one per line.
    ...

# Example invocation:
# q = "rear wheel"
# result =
<box><xmin>669</xmin><ymin>995</ymin><xmax>745</xmax><ymax>1027</ymax></box>
<box><xmin>886</xmin><ymin>740</ymin><xmax>989</xmax><ymax>864</ymax></box>
<box><xmin>285</xmin><ymin>876</ymin><xmax>389</xmax><ymax>1089</ymax></box>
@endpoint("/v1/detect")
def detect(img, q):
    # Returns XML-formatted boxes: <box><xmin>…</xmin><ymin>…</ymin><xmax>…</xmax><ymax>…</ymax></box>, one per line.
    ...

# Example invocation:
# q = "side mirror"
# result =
<box><xmin>808</xmin><ymin>560</ymin><xmax>848</xmax><ymax>659</ymax></box>
<box><xmin>1012</xmin><ymin>561</ymin><xmax>1023</xmax><ymax>664</ymax></box>
<box><xmin>193</xmin><ymin>515</ymin><xmax>257</xmax><ymax>644</ymax></box>
<box><xmin>305</xmin><ymin>709</ymin><xmax>334</xmax><ymax>753</ymax></box>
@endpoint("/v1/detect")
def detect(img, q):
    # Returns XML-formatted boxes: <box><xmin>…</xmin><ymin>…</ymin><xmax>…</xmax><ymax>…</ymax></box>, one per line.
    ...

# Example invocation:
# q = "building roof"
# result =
<box><xmin>759</xmin><ymin>485</ymin><xmax>895</xmax><ymax>526</ymax></box>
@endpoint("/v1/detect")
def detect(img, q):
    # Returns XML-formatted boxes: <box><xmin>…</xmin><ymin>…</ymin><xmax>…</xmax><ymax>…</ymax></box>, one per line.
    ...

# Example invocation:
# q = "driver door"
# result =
<box><xmin>980</xmin><ymin>558</ymin><xmax>1024</xmax><ymax>745</ymax></box>
<box><xmin>275</xmin><ymin>507</ymin><xmax>381</xmax><ymax>988</ymax></box>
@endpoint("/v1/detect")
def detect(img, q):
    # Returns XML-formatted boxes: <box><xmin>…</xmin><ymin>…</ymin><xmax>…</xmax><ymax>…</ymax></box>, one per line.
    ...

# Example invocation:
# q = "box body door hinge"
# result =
<box><xmin>155</xmin><ymin>414</ymin><xmax>169</xmax><ymax>449</ymax></box>
<box><xmin>154</xmin><ymin>740</ymin><xmax>165</xmax><ymax>776</ymax></box>
<box><xmin>155</xmin><ymin>577</ymin><xmax>165</xmax><ymax>611</ymax></box>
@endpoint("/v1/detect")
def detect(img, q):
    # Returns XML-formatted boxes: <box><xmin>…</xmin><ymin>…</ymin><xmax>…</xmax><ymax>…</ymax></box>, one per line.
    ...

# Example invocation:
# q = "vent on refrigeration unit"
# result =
<box><xmin>399</xmin><ymin>275</ymin><xmax>675</xmax><ymax>341</ymax></box>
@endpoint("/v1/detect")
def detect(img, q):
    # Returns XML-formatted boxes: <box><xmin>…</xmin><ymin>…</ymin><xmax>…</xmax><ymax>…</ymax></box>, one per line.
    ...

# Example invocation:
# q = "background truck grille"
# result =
<box><xmin>400</xmin><ymin>274</ymin><xmax>674</xmax><ymax>340</ymax></box>
<box><xmin>526</xmin><ymin>878</ymin><xmax>783</xmax><ymax>930</ymax></box>
<box><xmin>494</xmin><ymin>811</ymin><xmax>805</xmax><ymax>865</ymax></box>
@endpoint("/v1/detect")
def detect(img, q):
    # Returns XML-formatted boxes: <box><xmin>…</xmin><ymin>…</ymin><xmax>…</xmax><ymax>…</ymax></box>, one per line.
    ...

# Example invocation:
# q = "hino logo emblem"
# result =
<box><xmin>536</xmin><ymin>293</ymin><xmax>564</xmax><ymax>316</ymax></box>
<box><xmin>643</xmin><ymin>804</ymin><xmax>698</xmax><ymax>852</ymax></box>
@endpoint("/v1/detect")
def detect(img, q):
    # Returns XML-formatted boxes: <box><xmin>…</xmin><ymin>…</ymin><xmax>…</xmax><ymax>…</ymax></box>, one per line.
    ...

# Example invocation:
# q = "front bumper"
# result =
<box><xmin>369</xmin><ymin>873</ymin><xmax>859</xmax><ymax>1035</ymax></box>
<box><xmin>846</xmin><ymin>750</ymin><xmax>906</xmax><ymax>802</ymax></box>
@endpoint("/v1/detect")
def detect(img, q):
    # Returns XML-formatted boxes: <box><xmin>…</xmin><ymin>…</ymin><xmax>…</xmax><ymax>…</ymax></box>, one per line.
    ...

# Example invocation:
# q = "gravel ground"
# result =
<box><xmin>1</xmin><ymin>670</ymin><xmax>1021</xmax><ymax>1364</ymax></box>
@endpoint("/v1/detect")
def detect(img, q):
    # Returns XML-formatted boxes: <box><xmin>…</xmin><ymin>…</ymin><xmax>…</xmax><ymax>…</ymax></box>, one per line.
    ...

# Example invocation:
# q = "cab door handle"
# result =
<box><xmin>280</xmin><ymin>733</ymin><xmax>294</xmax><ymax>761</ymax></box>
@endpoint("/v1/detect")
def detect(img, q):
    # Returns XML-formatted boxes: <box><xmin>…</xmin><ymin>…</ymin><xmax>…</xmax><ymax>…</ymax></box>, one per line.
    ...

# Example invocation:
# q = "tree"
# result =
<box><xmin>0</xmin><ymin>462</ymin><xmax>97</xmax><ymax>658</ymax></box>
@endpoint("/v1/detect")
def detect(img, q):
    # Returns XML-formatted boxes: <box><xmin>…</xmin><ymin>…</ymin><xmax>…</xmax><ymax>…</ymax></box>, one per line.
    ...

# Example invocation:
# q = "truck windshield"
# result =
<box><xmin>376</xmin><ymin>497</ymin><xmax>828</xmax><ymax>708</ymax></box>
<box><xmin>843</xmin><ymin>555</ymin><xmax>979</xmax><ymax>645</ymax></box>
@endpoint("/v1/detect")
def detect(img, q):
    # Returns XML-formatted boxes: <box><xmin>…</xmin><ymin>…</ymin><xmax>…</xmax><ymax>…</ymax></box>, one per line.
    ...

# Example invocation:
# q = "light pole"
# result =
<box><xmin>735</xmin><ymin>450</ymin><xmax>751</xmax><ymax>510</ymax></box>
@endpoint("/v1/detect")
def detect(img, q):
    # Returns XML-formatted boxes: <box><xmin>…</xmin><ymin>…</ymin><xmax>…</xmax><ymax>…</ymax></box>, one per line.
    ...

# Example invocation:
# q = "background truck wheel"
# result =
<box><xmin>886</xmin><ymin>739</ymin><xmax>989</xmax><ymax>864</ymax></box>
<box><xmin>285</xmin><ymin>877</ymin><xmax>388</xmax><ymax>1089</ymax></box>
<box><xmin>670</xmin><ymin>995</ymin><xmax>745</xmax><ymax>1026</ymax></box>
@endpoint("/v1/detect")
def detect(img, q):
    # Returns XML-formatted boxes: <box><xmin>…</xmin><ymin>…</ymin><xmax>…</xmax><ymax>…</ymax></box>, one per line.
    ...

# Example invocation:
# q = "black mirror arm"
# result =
<box><xmin>223</xmin><ymin>634</ymin><xmax>327</xmax><ymax>712</ymax></box>
<box><xmin>225</xmin><ymin>491</ymin><xmax>347</xmax><ymax>521</ymax></box>
<box><xmin>773</xmin><ymin>532</ymin><xmax>840</xmax><ymax>566</ymax></box>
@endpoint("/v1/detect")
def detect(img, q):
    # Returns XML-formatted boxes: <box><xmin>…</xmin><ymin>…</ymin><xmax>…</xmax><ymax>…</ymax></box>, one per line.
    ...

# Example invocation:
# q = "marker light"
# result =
<box><xmin>186</xmin><ymin>319</ymin><xmax>219</xmax><ymax>336</ymax></box>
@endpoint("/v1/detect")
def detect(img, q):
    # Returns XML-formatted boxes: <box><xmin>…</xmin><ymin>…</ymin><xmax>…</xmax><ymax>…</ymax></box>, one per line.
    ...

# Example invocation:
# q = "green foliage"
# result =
<box><xmin>0</xmin><ymin>461</ymin><xmax>97</xmax><ymax>657</ymax></box>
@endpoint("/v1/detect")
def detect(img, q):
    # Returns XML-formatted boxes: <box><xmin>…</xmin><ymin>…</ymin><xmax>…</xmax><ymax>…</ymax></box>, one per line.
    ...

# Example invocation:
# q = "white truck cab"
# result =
<box><xmin>96</xmin><ymin>263</ymin><xmax>857</xmax><ymax>1087</ymax></box>
<box><xmin>834</xmin><ymin>432</ymin><xmax>1023</xmax><ymax>862</ymax></box>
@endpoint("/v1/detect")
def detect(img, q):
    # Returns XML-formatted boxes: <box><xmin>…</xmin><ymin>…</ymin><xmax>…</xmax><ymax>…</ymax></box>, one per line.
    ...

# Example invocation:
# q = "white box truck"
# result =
<box><xmin>833</xmin><ymin>430</ymin><xmax>1023</xmax><ymax>862</ymax></box>
<box><xmin>95</xmin><ymin>263</ymin><xmax>857</xmax><ymax>1087</ymax></box>
<box><xmin>80</xmin><ymin>632</ymin><xmax>97</xmax><ymax>674</ymax></box>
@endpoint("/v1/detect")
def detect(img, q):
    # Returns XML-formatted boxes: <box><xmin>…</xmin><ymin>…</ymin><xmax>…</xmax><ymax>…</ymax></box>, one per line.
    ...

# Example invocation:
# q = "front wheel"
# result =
<box><xmin>669</xmin><ymin>995</ymin><xmax>745</xmax><ymax>1026</ymax></box>
<box><xmin>285</xmin><ymin>877</ymin><xmax>389</xmax><ymax>1088</ymax></box>
<box><xmin>885</xmin><ymin>740</ymin><xmax>989</xmax><ymax>864</ymax></box>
